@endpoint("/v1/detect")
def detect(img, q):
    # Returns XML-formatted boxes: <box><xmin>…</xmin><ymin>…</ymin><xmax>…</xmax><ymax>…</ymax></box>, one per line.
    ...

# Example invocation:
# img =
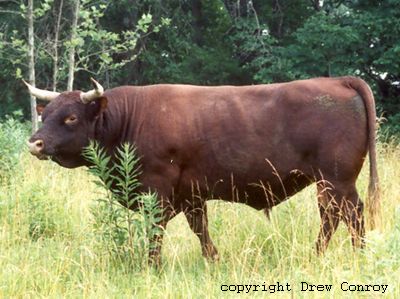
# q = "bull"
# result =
<box><xmin>24</xmin><ymin>76</ymin><xmax>380</xmax><ymax>265</ymax></box>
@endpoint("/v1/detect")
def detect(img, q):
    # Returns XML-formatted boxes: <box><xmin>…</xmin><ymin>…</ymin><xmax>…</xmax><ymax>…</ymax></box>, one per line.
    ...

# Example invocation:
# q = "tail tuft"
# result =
<box><xmin>367</xmin><ymin>180</ymin><xmax>381</xmax><ymax>230</ymax></box>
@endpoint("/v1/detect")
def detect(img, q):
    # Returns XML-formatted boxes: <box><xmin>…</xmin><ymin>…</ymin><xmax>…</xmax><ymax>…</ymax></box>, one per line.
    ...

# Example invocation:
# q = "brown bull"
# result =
<box><xmin>25</xmin><ymin>76</ymin><xmax>380</xmax><ymax>265</ymax></box>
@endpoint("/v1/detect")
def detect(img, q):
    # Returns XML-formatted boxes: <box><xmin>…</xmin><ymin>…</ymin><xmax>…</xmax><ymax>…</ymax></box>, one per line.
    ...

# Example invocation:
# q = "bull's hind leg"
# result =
<box><xmin>316</xmin><ymin>181</ymin><xmax>341</xmax><ymax>254</ymax></box>
<box><xmin>316</xmin><ymin>180</ymin><xmax>366</xmax><ymax>253</ymax></box>
<box><xmin>184</xmin><ymin>202</ymin><xmax>219</xmax><ymax>261</ymax></box>
<box><xmin>341</xmin><ymin>186</ymin><xmax>365</xmax><ymax>248</ymax></box>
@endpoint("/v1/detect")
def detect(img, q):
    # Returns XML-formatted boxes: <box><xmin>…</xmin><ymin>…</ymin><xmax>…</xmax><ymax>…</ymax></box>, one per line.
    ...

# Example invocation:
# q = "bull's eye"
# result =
<box><xmin>65</xmin><ymin>115</ymin><xmax>78</xmax><ymax>125</ymax></box>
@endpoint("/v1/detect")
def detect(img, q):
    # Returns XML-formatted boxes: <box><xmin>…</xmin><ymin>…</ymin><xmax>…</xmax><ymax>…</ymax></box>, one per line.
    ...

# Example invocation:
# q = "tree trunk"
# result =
<box><xmin>223</xmin><ymin>0</ymin><xmax>248</xmax><ymax>20</ymax></box>
<box><xmin>52</xmin><ymin>0</ymin><xmax>64</xmax><ymax>91</ymax></box>
<box><xmin>67</xmin><ymin>0</ymin><xmax>80</xmax><ymax>91</ymax></box>
<box><xmin>310</xmin><ymin>0</ymin><xmax>322</xmax><ymax>11</ymax></box>
<box><xmin>27</xmin><ymin>0</ymin><xmax>37</xmax><ymax>133</ymax></box>
<box><xmin>272</xmin><ymin>0</ymin><xmax>284</xmax><ymax>39</ymax></box>
<box><xmin>191</xmin><ymin>0</ymin><xmax>203</xmax><ymax>46</ymax></box>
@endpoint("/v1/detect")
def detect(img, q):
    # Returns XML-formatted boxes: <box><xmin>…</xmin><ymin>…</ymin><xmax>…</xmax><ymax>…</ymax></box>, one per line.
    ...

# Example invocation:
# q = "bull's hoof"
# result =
<box><xmin>351</xmin><ymin>236</ymin><xmax>366</xmax><ymax>249</ymax></box>
<box><xmin>210</xmin><ymin>252</ymin><xmax>220</xmax><ymax>262</ymax></box>
<box><xmin>203</xmin><ymin>246</ymin><xmax>219</xmax><ymax>262</ymax></box>
<box><xmin>315</xmin><ymin>241</ymin><xmax>327</xmax><ymax>256</ymax></box>
<box><xmin>264</xmin><ymin>207</ymin><xmax>272</xmax><ymax>220</ymax></box>
<box><xmin>148</xmin><ymin>253</ymin><xmax>162</xmax><ymax>269</ymax></box>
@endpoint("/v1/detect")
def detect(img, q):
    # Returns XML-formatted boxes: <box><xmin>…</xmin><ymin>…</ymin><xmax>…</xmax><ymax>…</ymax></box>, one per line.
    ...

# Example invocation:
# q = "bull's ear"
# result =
<box><xmin>86</xmin><ymin>96</ymin><xmax>108</xmax><ymax>119</ymax></box>
<box><xmin>36</xmin><ymin>104</ymin><xmax>46</xmax><ymax>115</ymax></box>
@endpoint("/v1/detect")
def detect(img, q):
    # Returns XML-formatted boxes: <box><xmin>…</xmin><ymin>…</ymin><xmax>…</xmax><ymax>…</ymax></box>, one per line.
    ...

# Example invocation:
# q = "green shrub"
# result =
<box><xmin>83</xmin><ymin>141</ymin><xmax>163</xmax><ymax>268</ymax></box>
<box><xmin>17</xmin><ymin>182</ymin><xmax>73</xmax><ymax>241</ymax></box>
<box><xmin>25</xmin><ymin>185</ymin><xmax>58</xmax><ymax>241</ymax></box>
<box><xmin>378</xmin><ymin>113</ymin><xmax>400</xmax><ymax>144</ymax></box>
<box><xmin>384</xmin><ymin>113</ymin><xmax>400</xmax><ymax>139</ymax></box>
<box><xmin>0</xmin><ymin>113</ymin><xmax>28</xmax><ymax>182</ymax></box>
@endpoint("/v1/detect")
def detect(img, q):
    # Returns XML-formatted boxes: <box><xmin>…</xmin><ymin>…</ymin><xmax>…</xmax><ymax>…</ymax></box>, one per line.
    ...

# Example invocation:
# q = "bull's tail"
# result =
<box><xmin>346</xmin><ymin>76</ymin><xmax>380</xmax><ymax>229</ymax></box>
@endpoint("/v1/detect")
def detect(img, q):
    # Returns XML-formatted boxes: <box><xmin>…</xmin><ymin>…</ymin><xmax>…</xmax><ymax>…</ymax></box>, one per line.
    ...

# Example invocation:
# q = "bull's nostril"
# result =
<box><xmin>28</xmin><ymin>139</ymin><xmax>45</xmax><ymax>155</ymax></box>
<box><xmin>35</xmin><ymin>140</ymin><xmax>43</xmax><ymax>148</ymax></box>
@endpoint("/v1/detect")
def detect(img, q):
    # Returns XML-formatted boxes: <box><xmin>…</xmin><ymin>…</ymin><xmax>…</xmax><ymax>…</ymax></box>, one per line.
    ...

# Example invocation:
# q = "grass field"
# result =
<box><xmin>0</xmin><ymin>143</ymin><xmax>399</xmax><ymax>298</ymax></box>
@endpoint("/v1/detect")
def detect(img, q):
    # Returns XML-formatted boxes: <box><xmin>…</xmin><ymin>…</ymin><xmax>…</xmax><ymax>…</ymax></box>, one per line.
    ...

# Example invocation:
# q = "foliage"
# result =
<box><xmin>138</xmin><ymin>0</ymin><xmax>246</xmax><ymax>85</ymax></box>
<box><xmin>253</xmin><ymin>11</ymin><xmax>359</xmax><ymax>81</ymax></box>
<box><xmin>24</xmin><ymin>182</ymin><xmax>70</xmax><ymax>241</ymax></box>
<box><xmin>70</xmin><ymin>1</ymin><xmax>168</xmax><ymax>80</ymax></box>
<box><xmin>381</xmin><ymin>113</ymin><xmax>400</xmax><ymax>142</ymax></box>
<box><xmin>82</xmin><ymin>141</ymin><xmax>163</xmax><ymax>268</ymax></box>
<box><xmin>0</xmin><ymin>118</ymin><xmax>72</xmax><ymax>241</ymax></box>
<box><xmin>229</xmin><ymin>18</ymin><xmax>279</xmax><ymax>82</ymax></box>
<box><xmin>0</xmin><ymin>0</ymin><xmax>168</xmax><ymax>116</ymax></box>
<box><xmin>0</xmin><ymin>113</ymin><xmax>28</xmax><ymax>182</ymax></box>
<box><xmin>0</xmin><ymin>0</ymin><xmax>399</xmax><ymax>137</ymax></box>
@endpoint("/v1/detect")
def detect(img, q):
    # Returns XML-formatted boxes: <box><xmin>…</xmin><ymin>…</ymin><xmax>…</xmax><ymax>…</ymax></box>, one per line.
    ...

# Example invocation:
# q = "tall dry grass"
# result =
<box><xmin>0</xmin><ymin>142</ymin><xmax>399</xmax><ymax>298</ymax></box>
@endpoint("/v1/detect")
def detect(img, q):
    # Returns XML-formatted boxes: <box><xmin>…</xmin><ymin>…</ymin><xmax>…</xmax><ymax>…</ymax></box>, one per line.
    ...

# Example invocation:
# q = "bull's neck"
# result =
<box><xmin>94</xmin><ymin>86</ymin><xmax>144</xmax><ymax>150</ymax></box>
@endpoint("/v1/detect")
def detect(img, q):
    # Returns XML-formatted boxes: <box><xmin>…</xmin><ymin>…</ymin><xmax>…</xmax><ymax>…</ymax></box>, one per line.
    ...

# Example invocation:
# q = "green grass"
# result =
<box><xmin>0</xmin><ymin>144</ymin><xmax>399</xmax><ymax>298</ymax></box>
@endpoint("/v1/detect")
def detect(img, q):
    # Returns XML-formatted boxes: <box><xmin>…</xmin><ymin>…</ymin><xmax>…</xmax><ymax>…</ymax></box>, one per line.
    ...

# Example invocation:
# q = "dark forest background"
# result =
<box><xmin>0</xmin><ymin>0</ymin><xmax>399</xmax><ymax>134</ymax></box>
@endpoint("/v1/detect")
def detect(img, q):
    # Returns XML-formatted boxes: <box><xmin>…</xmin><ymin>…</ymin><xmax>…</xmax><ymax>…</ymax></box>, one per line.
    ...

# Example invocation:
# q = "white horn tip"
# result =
<box><xmin>80</xmin><ymin>78</ymin><xmax>104</xmax><ymax>103</ymax></box>
<box><xmin>90</xmin><ymin>78</ymin><xmax>104</xmax><ymax>93</ymax></box>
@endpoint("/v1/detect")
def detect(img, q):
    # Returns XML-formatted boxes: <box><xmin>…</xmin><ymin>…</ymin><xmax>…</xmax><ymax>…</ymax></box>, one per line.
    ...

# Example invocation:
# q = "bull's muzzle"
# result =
<box><xmin>27</xmin><ymin>139</ymin><xmax>45</xmax><ymax>157</ymax></box>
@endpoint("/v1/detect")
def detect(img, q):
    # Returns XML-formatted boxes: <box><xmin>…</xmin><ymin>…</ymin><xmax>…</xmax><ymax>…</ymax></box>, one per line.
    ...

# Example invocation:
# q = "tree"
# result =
<box><xmin>67</xmin><ymin>0</ymin><xmax>78</xmax><ymax>91</ymax></box>
<box><xmin>52</xmin><ymin>0</ymin><xmax>64</xmax><ymax>91</ymax></box>
<box><xmin>137</xmin><ymin>0</ymin><xmax>246</xmax><ymax>85</ymax></box>
<box><xmin>350</xmin><ymin>0</ymin><xmax>400</xmax><ymax>114</ymax></box>
<box><xmin>27</xmin><ymin>0</ymin><xmax>38</xmax><ymax>132</ymax></box>
<box><xmin>0</xmin><ymin>0</ymin><xmax>399</xmax><ymax>134</ymax></box>
<box><xmin>232</xmin><ymin>0</ymin><xmax>399</xmax><ymax>117</ymax></box>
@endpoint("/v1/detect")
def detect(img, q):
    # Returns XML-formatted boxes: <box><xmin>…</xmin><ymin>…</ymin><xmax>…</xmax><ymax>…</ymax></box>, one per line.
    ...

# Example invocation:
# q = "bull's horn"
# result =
<box><xmin>22</xmin><ymin>79</ymin><xmax>60</xmax><ymax>101</ymax></box>
<box><xmin>80</xmin><ymin>78</ymin><xmax>104</xmax><ymax>104</ymax></box>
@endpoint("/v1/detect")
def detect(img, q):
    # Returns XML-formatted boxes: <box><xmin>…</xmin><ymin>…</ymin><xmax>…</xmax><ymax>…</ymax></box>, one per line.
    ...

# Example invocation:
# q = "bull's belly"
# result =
<box><xmin>178</xmin><ymin>170</ymin><xmax>313</xmax><ymax>210</ymax></box>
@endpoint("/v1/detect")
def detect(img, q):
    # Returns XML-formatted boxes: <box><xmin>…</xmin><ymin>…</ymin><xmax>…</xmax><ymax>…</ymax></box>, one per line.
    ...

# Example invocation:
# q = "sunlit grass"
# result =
<box><xmin>0</xmin><ymin>143</ymin><xmax>399</xmax><ymax>298</ymax></box>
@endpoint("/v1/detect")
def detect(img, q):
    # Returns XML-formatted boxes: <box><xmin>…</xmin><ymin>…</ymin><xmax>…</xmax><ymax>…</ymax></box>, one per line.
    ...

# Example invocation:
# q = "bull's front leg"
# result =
<box><xmin>148</xmin><ymin>227</ymin><xmax>164</xmax><ymax>267</ymax></box>
<box><xmin>147</xmin><ymin>205</ymin><xmax>175</xmax><ymax>268</ymax></box>
<box><xmin>183</xmin><ymin>201</ymin><xmax>219</xmax><ymax>261</ymax></box>
<box><xmin>142</xmin><ymin>163</ymin><xmax>182</xmax><ymax>267</ymax></box>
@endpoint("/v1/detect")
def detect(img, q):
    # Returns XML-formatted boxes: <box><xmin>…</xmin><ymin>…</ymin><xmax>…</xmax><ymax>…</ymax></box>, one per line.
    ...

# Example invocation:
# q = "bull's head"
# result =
<box><xmin>25</xmin><ymin>79</ymin><xmax>107</xmax><ymax>168</ymax></box>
